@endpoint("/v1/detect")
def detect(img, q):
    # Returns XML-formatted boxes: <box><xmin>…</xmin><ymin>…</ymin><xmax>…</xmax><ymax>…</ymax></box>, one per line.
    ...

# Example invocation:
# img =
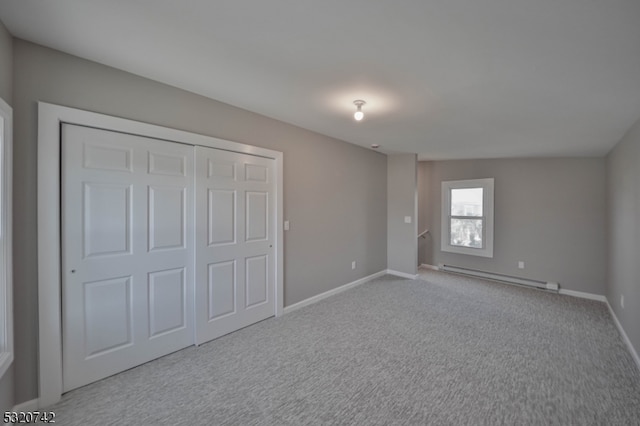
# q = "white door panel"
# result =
<box><xmin>244</xmin><ymin>163</ymin><xmax>268</xmax><ymax>182</ymax></box>
<box><xmin>148</xmin><ymin>267</ymin><xmax>187</xmax><ymax>337</ymax></box>
<box><xmin>83</xmin><ymin>276</ymin><xmax>133</xmax><ymax>357</ymax></box>
<box><xmin>62</xmin><ymin>124</ymin><xmax>194</xmax><ymax>392</ymax></box>
<box><xmin>246</xmin><ymin>191</ymin><xmax>268</xmax><ymax>241</ymax></box>
<box><xmin>148</xmin><ymin>185</ymin><xmax>187</xmax><ymax>251</ymax></box>
<box><xmin>148</xmin><ymin>151</ymin><xmax>187</xmax><ymax>176</ymax></box>
<box><xmin>246</xmin><ymin>255</ymin><xmax>268</xmax><ymax>307</ymax></box>
<box><xmin>207</xmin><ymin>160</ymin><xmax>236</xmax><ymax>180</ymax></box>
<box><xmin>207</xmin><ymin>260</ymin><xmax>236</xmax><ymax>320</ymax></box>
<box><xmin>208</xmin><ymin>189</ymin><xmax>236</xmax><ymax>246</ymax></box>
<box><xmin>83</xmin><ymin>143</ymin><xmax>133</xmax><ymax>172</ymax></box>
<box><xmin>195</xmin><ymin>147</ymin><xmax>276</xmax><ymax>344</ymax></box>
<box><xmin>83</xmin><ymin>182</ymin><xmax>132</xmax><ymax>258</ymax></box>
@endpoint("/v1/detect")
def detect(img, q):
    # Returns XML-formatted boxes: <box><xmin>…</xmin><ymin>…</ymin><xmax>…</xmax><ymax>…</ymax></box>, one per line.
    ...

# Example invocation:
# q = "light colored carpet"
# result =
<box><xmin>48</xmin><ymin>271</ymin><xmax>640</xmax><ymax>425</ymax></box>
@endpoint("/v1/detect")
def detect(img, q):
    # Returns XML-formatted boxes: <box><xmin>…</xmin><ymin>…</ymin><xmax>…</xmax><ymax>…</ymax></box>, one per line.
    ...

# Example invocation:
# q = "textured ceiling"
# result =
<box><xmin>1</xmin><ymin>0</ymin><xmax>639</xmax><ymax>159</ymax></box>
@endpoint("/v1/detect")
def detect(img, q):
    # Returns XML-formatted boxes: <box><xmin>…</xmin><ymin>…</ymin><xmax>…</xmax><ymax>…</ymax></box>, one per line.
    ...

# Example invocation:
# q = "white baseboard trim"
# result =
<box><xmin>558</xmin><ymin>289</ymin><xmax>607</xmax><ymax>302</ymax></box>
<box><xmin>12</xmin><ymin>398</ymin><xmax>39</xmax><ymax>411</ymax></box>
<box><xmin>419</xmin><ymin>264</ymin><xmax>439</xmax><ymax>271</ymax></box>
<box><xmin>283</xmin><ymin>270</ymin><xmax>386</xmax><ymax>314</ymax></box>
<box><xmin>606</xmin><ymin>300</ymin><xmax>640</xmax><ymax>372</ymax></box>
<box><xmin>386</xmin><ymin>269</ymin><xmax>419</xmax><ymax>280</ymax></box>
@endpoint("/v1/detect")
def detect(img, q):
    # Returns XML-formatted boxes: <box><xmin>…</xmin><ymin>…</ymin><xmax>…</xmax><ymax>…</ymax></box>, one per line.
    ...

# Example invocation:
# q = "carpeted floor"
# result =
<box><xmin>47</xmin><ymin>271</ymin><xmax>640</xmax><ymax>425</ymax></box>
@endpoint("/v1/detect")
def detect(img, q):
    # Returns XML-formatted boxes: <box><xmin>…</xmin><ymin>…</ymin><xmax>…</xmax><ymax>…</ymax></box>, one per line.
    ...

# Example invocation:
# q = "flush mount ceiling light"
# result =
<box><xmin>353</xmin><ymin>100</ymin><xmax>366</xmax><ymax>121</ymax></box>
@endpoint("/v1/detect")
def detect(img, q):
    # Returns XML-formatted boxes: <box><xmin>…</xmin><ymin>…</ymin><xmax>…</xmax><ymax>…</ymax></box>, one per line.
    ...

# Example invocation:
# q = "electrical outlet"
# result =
<box><xmin>351</xmin><ymin>261</ymin><xmax>356</xmax><ymax>270</ymax></box>
<box><xmin>518</xmin><ymin>261</ymin><xmax>524</xmax><ymax>269</ymax></box>
<box><xmin>284</xmin><ymin>220</ymin><xmax>290</xmax><ymax>231</ymax></box>
<box><xmin>621</xmin><ymin>294</ymin><xmax>624</xmax><ymax>309</ymax></box>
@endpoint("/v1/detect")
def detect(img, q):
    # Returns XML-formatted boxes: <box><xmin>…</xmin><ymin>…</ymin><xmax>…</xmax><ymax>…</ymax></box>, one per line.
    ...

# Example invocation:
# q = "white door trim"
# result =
<box><xmin>37</xmin><ymin>102</ymin><xmax>284</xmax><ymax>407</ymax></box>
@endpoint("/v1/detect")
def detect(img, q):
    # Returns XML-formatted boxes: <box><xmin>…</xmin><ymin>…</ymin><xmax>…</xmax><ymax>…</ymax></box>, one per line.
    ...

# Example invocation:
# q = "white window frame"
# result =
<box><xmin>0</xmin><ymin>97</ymin><xmax>13</xmax><ymax>378</ymax></box>
<box><xmin>441</xmin><ymin>178</ymin><xmax>494</xmax><ymax>258</ymax></box>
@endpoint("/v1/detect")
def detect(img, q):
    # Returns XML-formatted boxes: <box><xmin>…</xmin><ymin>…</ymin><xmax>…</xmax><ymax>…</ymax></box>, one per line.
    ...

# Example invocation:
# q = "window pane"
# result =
<box><xmin>451</xmin><ymin>187</ymin><xmax>483</xmax><ymax>216</ymax></box>
<box><xmin>450</xmin><ymin>218</ymin><xmax>483</xmax><ymax>248</ymax></box>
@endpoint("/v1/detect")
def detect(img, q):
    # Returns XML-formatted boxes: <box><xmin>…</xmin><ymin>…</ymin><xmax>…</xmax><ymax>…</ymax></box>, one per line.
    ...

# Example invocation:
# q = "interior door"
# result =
<box><xmin>195</xmin><ymin>146</ymin><xmax>276</xmax><ymax>344</ymax></box>
<box><xmin>62</xmin><ymin>124</ymin><xmax>194</xmax><ymax>391</ymax></box>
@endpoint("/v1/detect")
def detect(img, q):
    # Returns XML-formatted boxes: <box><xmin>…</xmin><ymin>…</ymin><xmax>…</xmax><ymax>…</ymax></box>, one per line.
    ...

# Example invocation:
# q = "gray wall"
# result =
<box><xmin>606</xmin><ymin>116</ymin><xmax>640</xmax><ymax>359</ymax></box>
<box><xmin>12</xmin><ymin>39</ymin><xmax>388</xmax><ymax>404</ymax></box>
<box><xmin>417</xmin><ymin>160</ymin><xmax>433</xmax><ymax>267</ymax></box>
<box><xmin>387</xmin><ymin>154</ymin><xmax>417</xmax><ymax>275</ymax></box>
<box><xmin>418</xmin><ymin>158</ymin><xmax>607</xmax><ymax>294</ymax></box>
<box><xmin>0</xmin><ymin>368</ymin><xmax>11</xmax><ymax>412</ymax></box>
<box><xmin>0</xmin><ymin>19</ymin><xmax>11</xmax><ymax>103</ymax></box>
<box><xmin>0</xmin><ymin>18</ymin><xmax>12</xmax><ymax>413</ymax></box>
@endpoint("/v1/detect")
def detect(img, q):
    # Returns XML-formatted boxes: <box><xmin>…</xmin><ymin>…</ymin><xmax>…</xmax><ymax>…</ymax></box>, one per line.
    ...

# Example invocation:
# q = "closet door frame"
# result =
<box><xmin>37</xmin><ymin>102</ymin><xmax>284</xmax><ymax>407</ymax></box>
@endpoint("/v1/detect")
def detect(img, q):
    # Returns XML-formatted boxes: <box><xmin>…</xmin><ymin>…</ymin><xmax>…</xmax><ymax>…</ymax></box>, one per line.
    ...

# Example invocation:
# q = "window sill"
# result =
<box><xmin>442</xmin><ymin>245</ymin><xmax>493</xmax><ymax>258</ymax></box>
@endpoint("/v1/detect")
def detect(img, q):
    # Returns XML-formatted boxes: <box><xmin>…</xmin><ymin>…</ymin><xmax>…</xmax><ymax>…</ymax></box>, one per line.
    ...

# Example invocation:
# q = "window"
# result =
<box><xmin>441</xmin><ymin>178</ymin><xmax>494</xmax><ymax>258</ymax></box>
<box><xmin>0</xmin><ymin>97</ymin><xmax>12</xmax><ymax>377</ymax></box>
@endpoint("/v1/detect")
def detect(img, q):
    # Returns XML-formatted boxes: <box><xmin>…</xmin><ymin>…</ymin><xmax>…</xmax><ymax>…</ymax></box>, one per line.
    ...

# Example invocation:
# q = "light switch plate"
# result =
<box><xmin>404</xmin><ymin>216</ymin><xmax>411</xmax><ymax>224</ymax></box>
<box><xmin>284</xmin><ymin>220</ymin><xmax>290</xmax><ymax>231</ymax></box>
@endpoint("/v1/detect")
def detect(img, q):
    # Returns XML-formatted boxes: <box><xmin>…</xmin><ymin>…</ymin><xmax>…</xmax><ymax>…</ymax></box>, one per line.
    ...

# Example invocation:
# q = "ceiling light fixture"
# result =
<box><xmin>353</xmin><ymin>100</ymin><xmax>366</xmax><ymax>121</ymax></box>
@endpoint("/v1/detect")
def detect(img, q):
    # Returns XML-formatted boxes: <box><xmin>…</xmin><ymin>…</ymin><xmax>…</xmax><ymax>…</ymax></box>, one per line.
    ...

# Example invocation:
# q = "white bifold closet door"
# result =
<box><xmin>62</xmin><ymin>124</ymin><xmax>195</xmax><ymax>392</ymax></box>
<box><xmin>194</xmin><ymin>146</ymin><xmax>275</xmax><ymax>344</ymax></box>
<box><xmin>62</xmin><ymin>125</ymin><xmax>277</xmax><ymax>392</ymax></box>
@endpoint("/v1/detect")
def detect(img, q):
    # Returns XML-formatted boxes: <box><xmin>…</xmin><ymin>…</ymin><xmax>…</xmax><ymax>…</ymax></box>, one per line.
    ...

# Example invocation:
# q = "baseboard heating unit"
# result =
<box><xmin>440</xmin><ymin>265</ymin><xmax>559</xmax><ymax>292</ymax></box>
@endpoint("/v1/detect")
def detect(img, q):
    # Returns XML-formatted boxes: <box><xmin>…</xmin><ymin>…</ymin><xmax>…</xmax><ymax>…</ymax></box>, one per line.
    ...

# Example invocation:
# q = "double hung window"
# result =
<box><xmin>441</xmin><ymin>178</ymin><xmax>494</xmax><ymax>258</ymax></box>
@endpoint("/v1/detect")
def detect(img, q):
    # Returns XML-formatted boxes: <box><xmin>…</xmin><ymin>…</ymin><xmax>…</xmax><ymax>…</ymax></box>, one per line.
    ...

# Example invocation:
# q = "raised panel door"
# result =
<box><xmin>62</xmin><ymin>124</ymin><xmax>194</xmax><ymax>391</ymax></box>
<box><xmin>195</xmin><ymin>146</ymin><xmax>275</xmax><ymax>344</ymax></box>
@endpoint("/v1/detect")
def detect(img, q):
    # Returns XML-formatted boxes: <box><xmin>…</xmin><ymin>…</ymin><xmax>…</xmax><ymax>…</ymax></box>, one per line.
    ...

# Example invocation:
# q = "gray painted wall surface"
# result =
<box><xmin>0</xmin><ymin>19</ymin><xmax>11</xmax><ymax>104</ymax></box>
<box><xmin>387</xmin><ymin>154</ymin><xmax>417</xmax><ymax>275</ymax></box>
<box><xmin>417</xmin><ymin>161</ymin><xmax>432</xmax><ymax>267</ymax></box>
<box><xmin>0</xmin><ymin>369</ymin><xmax>12</xmax><ymax>412</ymax></box>
<box><xmin>606</xmin><ymin>116</ymin><xmax>640</xmax><ymax>359</ymax></box>
<box><xmin>0</xmin><ymin>18</ymin><xmax>12</xmax><ymax>412</ymax></box>
<box><xmin>418</xmin><ymin>158</ymin><xmax>607</xmax><ymax>295</ymax></box>
<box><xmin>12</xmin><ymin>40</ymin><xmax>388</xmax><ymax>404</ymax></box>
